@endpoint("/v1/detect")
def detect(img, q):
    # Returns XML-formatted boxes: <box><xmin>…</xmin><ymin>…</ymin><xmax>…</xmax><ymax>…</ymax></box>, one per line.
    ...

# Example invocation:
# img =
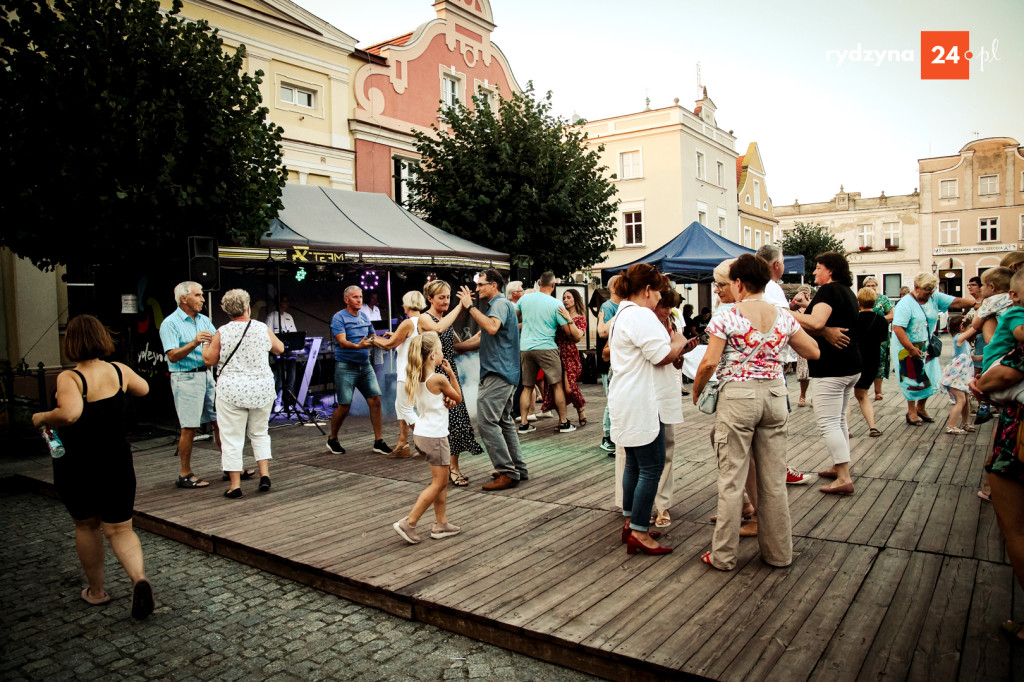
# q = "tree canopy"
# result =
<box><xmin>779</xmin><ymin>222</ymin><xmax>847</xmax><ymax>282</ymax></box>
<box><xmin>0</xmin><ymin>0</ymin><xmax>286</xmax><ymax>272</ymax></box>
<box><xmin>406</xmin><ymin>84</ymin><xmax>619</xmax><ymax>278</ymax></box>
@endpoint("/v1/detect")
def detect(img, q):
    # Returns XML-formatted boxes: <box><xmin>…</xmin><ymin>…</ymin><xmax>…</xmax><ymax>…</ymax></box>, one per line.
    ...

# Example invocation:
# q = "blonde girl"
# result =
<box><xmin>393</xmin><ymin>332</ymin><xmax>463</xmax><ymax>544</ymax></box>
<box><xmin>940</xmin><ymin>314</ymin><xmax>975</xmax><ymax>434</ymax></box>
<box><xmin>373</xmin><ymin>290</ymin><xmax>427</xmax><ymax>457</ymax></box>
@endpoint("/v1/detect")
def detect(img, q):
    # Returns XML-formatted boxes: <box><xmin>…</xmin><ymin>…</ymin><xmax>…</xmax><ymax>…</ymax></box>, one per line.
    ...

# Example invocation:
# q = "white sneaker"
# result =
<box><xmin>526</xmin><ymin>413</ymin><xmax>538</xmax><ymax>422</ymax></box>
<box><xmin>537</xmin><ymin>411</ymin><xmax>554</xmax><ymax>419</ymax></box>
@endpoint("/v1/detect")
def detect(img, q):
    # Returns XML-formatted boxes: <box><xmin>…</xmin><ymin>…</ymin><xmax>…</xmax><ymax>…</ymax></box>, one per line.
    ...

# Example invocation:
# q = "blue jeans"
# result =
<box><xmin>601</xmin><ymin>370</ymin><xmax>613</xmax><ymax>436</ymax></box>
<box><xmin>622</xmin><ymin>423</ymin><xmax>666</xmax><ymax>532</ymax></box>
<box><xmin>334</xmin><ymin>361</ymin><xmax>381</xmax><ymax>405</ymax></box>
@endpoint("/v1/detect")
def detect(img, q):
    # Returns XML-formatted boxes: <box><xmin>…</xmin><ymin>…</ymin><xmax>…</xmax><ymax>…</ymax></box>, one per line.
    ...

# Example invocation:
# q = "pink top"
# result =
<box><xmin>706</xmin><ymin>306</ymin><xmax>802</xmax><ymax>382</ymax></box>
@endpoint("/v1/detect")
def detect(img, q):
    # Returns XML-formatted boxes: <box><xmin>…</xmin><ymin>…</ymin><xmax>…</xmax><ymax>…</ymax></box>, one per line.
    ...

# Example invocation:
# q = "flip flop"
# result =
<box><xmin>449</xmin><ymin>469</ymin><xmax>468</xmax><ymax>487</ymax></box>
<box><xmin>81</xmin><ymin>587</ymin><xmax>111</xmax><ymax>605</ymax></box>
<box><xmin>869</xmin><ymin>428</ymin><xmax>882</xmax><ymax>437</ymax></box>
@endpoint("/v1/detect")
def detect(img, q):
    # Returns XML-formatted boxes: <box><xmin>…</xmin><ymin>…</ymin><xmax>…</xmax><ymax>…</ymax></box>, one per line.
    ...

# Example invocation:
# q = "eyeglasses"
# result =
<box><xmin>713</xmin><ymin>281</ymin><xmax>729</xmax><ymax>291</ymax></box>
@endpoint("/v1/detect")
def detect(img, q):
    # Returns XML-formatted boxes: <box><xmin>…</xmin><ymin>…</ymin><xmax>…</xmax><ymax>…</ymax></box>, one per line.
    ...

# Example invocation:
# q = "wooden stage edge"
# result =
<box><xmin>6</xmin><ymin>473</ymin><xmax>696</xmax><ymax>682</ymax></box>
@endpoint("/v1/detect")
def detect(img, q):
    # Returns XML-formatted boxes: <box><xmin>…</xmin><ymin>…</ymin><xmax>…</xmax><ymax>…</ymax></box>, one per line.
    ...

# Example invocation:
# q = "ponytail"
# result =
<box><xmin>404</xmin><ymin>331</ymin><xmax>441</xmax><ymax>407</ymax></box>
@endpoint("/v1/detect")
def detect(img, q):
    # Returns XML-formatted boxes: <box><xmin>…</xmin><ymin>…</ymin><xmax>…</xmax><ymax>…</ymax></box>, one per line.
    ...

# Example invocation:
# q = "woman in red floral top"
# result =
<box><xmin>542</xmin><ymin>289</ymin><xmax>587</xmax><ymax>426</ymax></box>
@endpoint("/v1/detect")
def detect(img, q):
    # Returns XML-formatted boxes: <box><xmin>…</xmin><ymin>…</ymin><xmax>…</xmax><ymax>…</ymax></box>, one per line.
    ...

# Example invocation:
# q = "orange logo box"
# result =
<box><xmin>921</xmin><ymin>31</ymin><xmax>970</xmax><ymax>79</ymax></box>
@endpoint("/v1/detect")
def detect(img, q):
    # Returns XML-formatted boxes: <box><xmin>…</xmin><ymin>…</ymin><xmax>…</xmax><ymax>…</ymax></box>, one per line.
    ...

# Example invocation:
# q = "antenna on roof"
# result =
<box><xmin>696</xmin><ymin>62</ymin><xmax>702</xmax><ymax>99</ymax></box>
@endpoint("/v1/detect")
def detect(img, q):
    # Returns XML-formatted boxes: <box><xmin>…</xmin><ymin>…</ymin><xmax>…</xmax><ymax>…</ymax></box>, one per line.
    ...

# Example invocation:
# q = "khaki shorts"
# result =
<box><xmin>521</xmin><ymin>349</ymin><xmax>563</xmax><ymax>387</ymax></box>
<box><xmin>413</xmin><ymin>435</ymin><xmax>451</xmax><ymax>467</ymax></box>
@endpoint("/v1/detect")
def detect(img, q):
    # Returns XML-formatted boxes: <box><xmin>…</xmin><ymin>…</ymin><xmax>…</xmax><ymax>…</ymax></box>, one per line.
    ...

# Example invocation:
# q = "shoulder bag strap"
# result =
<box><xmin>220</xmin><ymin>321</ymin><xmax>253</xmax><ymax>374</ymax></box>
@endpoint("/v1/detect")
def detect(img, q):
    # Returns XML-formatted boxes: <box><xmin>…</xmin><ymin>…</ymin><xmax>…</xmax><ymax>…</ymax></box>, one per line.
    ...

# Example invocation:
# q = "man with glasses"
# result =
<box><xmin>456</xmin><ymin>269</ymin><xmax>526</xmax><ymax>490</ymax></box>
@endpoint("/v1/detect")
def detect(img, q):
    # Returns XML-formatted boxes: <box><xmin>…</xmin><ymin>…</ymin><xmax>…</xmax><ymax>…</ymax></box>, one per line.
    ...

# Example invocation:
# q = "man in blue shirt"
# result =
<box><xmin>327</xmin><ymin>286</ymin><xmax>390</xmax><ymax>455</ymax></box>
<box><xmin>456</xmin><ymin>269</ymin><xmax>525</xmax><ymax>490</ymax></box>
<box><xmin>160</xmin><ymin>281</ymin><xmax>218</xmax><ymax>489</ymax></box>
<box><xmin>517</xmin><ymin>272</ymin><xmax>577</xmax><ymax>434</ymax></box>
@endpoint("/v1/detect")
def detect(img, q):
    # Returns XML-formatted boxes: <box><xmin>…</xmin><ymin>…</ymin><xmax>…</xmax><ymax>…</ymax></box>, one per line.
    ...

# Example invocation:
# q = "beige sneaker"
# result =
<box><xmin>393</xmin><ymin>517</ymin><xmax>420</xmax><ymax>544</ymax></box>
<box><xmin>386</xmin><ymin>443</ymin><xmax>411</xmax><ymax>458</ymax></box>
<box><xmin>430</xmin><ymin>522</ymin><xmax>461</xmax><ymax>539</ymax></box>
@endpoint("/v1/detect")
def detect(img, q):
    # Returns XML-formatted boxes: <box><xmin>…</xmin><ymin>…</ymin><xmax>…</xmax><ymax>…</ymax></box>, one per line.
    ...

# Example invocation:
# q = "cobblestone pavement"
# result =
<box><xmin>1</xmin><ymin>491</ymin><xmax>601</xmax><ymax>682</ymax></box>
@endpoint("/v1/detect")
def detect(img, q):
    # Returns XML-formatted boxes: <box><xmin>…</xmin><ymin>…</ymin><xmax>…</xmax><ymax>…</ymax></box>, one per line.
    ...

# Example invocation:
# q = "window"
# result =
<box><xmin>393</xmin><ymin>158</ymin><xmax>418</xmax><ymax>207</ymax></box>
<box><xmin>743</xmin><ymin>226</ymin><xmax>751</xmax><ymax>247</ymax></box>
<box><xmin>939</xmin><ymin>219</ymin><xmax>959</xmax><ymax>245</ymax></box>
<box><xmin>857</xmin><ymin>223</ymin><xmax>873</xmax><ymax>248</ymax></box>
<box><xmin>441</xmin><ymin>75</ymin><xmax>459</xmax><ymax>108</ymax></box>
<box><xmin>764</xmin><ymin>231</ymin><xmax>771</xmax><ymax>245</ymax></box>
<box><xmin>753</xmin><ymin>180</ymin><xmax>761</xmax><ymax>208</ymax></box>
<box><xmin>718</xmin><ymin>215</ymin><xmax>726</xmax><ymax>236</ymax></box>
<box><xmin>623</xmin><ymin>211</ymin><xmax>643</xmax><ymax>245</ymax></box>
<box><xmin>883</xmin><ymin>222</ymin><xmax>900</xmax><ymax>248</ymax></box>
<box><xmin>696</xmin><ymin>152</ymin><xmax>706</xmax><ymax>180</ymax></box>
<box><xmin>716</xmin><ymin>161</ymin><xmax>724</xmax><ymax>186</ymax></box>
<box><xmin>979</xmin><ymin>174</ymin><xmax>998</xmax><ymax>195</ymax></box>
<box><xmin>475</xmin><ymin>85</ymin><xmax>494</xmax><ymax>111</ymax></box>
<box><xmin>1020</xmin><ymin>214</ymin><xmax>1024</xmax><ymax>241</ymax></box>
<box><xmin>980</xmin><ymin>217</ymin><xmax>999</xmax><ymax>242</ymax></box>
<box><xmin>754</xmin><ymin>230</ymin><xmax>762</xmax><ymax>249</ymax></box>
<box><xmin>939</xmin><ymin>178</ymin><xmax>958</xmax><ymax>199</ymax></box>
<box><xmin>620</xmin><ymin>151</ymin><xmax>643</xmax><ymax>180</ymax></box>
<box><xmin>280</xmin><ymin>84</ymin><xmax>314</xmax><ymax>108</ymax></box>
<box><xmin>698</xmin><ymin>209</ymin><xmax>707</xmax><ymax>226</ymax></box>
<box><xmin>883</xmin><ymin>274</ymin><xmax>902</xmax><ymax>299</ymax></box>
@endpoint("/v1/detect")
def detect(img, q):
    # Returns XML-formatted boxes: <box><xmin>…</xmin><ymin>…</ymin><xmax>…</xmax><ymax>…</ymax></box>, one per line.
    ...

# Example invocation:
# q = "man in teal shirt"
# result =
<box><xmin>517</xmin><ymin>272</ymin><xmax>577</xmax><ymax>433</ymax></box>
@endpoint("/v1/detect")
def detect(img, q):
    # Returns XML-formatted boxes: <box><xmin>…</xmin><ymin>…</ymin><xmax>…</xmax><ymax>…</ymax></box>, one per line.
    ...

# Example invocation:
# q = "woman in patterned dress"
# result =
<box><xmin>418</xmin><ymin>279</ymin><xmax>484</xmax><ymax>486</ymax></box>
<box><xmin>542</xmin><ymin>289</ymin><xmax>586</xmax><ymax>425</ymax></box>
<box><xmin>863</xmin><ymin>277</ymin><xmax>894</xmax><ymax>400</ymax></box>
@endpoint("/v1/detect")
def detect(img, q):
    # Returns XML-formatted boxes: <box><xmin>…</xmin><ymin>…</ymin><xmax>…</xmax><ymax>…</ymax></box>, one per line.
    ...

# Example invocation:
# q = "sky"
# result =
<box><xmin>292</xmin><ymin>0</ymin><xmax>1023</xmax><ymax>206</ymax></box>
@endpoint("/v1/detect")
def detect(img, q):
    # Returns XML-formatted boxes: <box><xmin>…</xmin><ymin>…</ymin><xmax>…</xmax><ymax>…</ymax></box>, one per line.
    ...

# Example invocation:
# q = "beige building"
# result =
<box><xmin>581</xmin><ymin>90</ymin><xmax>740</xmax><ymax>272</ymax></box>
<box><xmin>736</xmin><ymin>143</ymin><xmax>777</xmax><ymax>250</ymax></box>
<box><xmin>920</xmin><ymin>137</ymin><xmax>1024</xmax><ymax>296</ymax></box>
<box><xmin>775</xmin><ymin>187</ymin><xmax>924</xmax><ymax>298</ymax></box>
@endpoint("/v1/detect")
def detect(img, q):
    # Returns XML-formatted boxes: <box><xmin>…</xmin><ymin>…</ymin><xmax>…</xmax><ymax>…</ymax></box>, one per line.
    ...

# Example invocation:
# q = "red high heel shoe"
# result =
<box><xmin>621</xmin><ymin>521</ymin><xmax>661</xmax><ymax>543</ymax></box>
<box><xmin>626</xmin><ymin>534</ymin><xmax>672</xmax><ymax>555</ymax></box>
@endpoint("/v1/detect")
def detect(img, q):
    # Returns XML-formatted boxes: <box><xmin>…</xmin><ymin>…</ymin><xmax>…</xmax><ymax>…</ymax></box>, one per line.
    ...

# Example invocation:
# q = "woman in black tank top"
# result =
<box><xmin>32</xmin><ymin>315</ymin><xmax>155</xmax><ymax>619</ymax></box>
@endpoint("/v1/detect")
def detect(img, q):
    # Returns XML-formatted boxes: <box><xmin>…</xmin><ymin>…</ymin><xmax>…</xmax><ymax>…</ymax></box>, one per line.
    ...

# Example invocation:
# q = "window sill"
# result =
<box><xmin>620</xmin><ymin>244</ymin><xmax>646</xmax><ymax>249</ymax></box>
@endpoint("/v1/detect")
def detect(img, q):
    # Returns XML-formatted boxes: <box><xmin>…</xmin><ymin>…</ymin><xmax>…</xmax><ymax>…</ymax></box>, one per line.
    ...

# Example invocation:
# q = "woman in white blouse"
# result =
<box><xmin>694</xmin><ymin>255</ymin><xmax>819</xmax><ymax>570</ymax></box>
<box><xmin>204</xmin><ymin>289</ymin><xmax>284</xmax><ymax>498</ymax></box>
<box><xmin>608</xmin><ymin>264</ymin><xmax>689</xmax><ymax>556</ymax></box>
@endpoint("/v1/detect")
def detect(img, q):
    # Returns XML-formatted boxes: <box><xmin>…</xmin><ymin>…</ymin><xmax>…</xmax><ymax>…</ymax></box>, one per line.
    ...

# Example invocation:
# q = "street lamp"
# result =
<box><xmin>931</xmin><ymin>262</ymin><xmax>938</xmax><ymax>274</ymax></box>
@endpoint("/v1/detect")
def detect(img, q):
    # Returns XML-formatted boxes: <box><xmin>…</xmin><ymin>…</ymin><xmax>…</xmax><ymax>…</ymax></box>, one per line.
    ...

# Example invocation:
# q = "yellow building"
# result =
<box><xmin>168</xmin><ymin>0</ymin><xmax>359</xmax><ymax>189</ymax></box>
<box><xmin>581</xmin><ymin>90</ymin><xmax>740</xmax><ymax>273</ymax></box>
<box><xmin>775</xmin><ymin>187</ymin><xmax>925</xmax><ymax>298</ymax></box>
<box><xmin>920</xmin><ymin>137</ymin><xmax>1024</xmax><ymax>295</ymax></box>
<box><xmin>736</xmin><ymin>143</ymin><xmax>777</xmax><ymax>250</ymax></box>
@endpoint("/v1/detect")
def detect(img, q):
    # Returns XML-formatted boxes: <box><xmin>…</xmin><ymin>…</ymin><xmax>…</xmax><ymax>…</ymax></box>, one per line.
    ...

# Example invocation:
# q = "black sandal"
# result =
<box><xmin>175</xmin><ymin>473</ymin><xmax>209</xmax><ymax>489</ymax></box>
<box><xmin>449</xmin><ymin>469</ymin><xmax>469</xmax><ymax>487</ymax></box>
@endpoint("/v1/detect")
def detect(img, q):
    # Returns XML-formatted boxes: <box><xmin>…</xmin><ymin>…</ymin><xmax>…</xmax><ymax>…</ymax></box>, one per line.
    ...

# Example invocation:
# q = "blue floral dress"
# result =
<box><xmin>891</xmin><ymin>292</ymin><xmax>954</xmax><ymax>401</ymax></box>
<box><xmin>939</xmin><ymin>336</ymin><xmax>973</xmax><ymax>394</ymax></box>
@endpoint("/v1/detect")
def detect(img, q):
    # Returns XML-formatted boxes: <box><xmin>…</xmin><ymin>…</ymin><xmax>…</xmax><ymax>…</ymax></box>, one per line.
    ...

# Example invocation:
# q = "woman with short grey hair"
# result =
<box><xmin>203</xmin><ymin>289</ymin><xmax>284</xmax><ymax>497</ymax></box>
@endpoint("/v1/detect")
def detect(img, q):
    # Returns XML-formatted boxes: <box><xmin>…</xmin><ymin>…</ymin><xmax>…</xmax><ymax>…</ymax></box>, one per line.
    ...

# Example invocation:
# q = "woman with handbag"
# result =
<box><xmin>891</xmin><ymin>272</ymin><xmax>974</xmax><ymax>426</ymax></box>
<box><xmin>693</xmin><ymin>255</ymin><xmax>818</xmax><ymax>570</ymax></box>
<box><xmin>607</xmin><ymin>264</ymin><xmax>690</xmax><ymax>556</ymax></box>
<box><xmin>203</xmin><ymin>289</ymin><xmax>285</xmax><ymax>498</ymax></box>
<box><xmin>790</xmin><ymin>252</ymin><xmax>862</xmax><ymax>495</ymax></box>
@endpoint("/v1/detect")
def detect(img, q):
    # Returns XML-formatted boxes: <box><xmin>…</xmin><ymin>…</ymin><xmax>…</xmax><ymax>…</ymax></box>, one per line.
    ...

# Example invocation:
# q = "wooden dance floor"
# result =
<box><xmin>10</xmin><ymin>378</ymin><xmax>1024</xmax><ymax>680</ymax></box>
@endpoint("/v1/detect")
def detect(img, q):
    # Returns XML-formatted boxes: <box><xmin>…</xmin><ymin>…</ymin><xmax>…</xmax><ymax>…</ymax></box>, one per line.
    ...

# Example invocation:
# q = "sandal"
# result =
<box><xmin>578</xmin><ymin>417</ymin><xmax>588</xmax><ymax>427</ymax></box>
<box><xmin>701</xmin><ymin>551</ymin><xmax>726</xmax><ymax>570</ymax></box>
<box><xmin>869</xmin><ymin>428</ymin><xmax>882</xmax><ymax>437</ymax></box>
<box><xmin>961</xmin><ymin>423</ymin><xmax>977</xmax><ymax>432</ymax></box>
<box><xmin>81</xmin><ymin>587</ymin><xmax>111</xmax><ymax>605</ymax></box>
<box><xmin>797</xmin><ymin>397</ymin><xmax>806</xmax><ymax>407</ymax></box>
<box><xmin>175</xmin><ymin>473</ymin><xmax>209</xmax><ymax>489</ymax></box>
<box><xmin>221</xmin><ymin>470</ymin><xmax>256</xmax><ymax>481</ymax></box>
<box><xmin>945</xmin><ymin>427</ymin><xmax>967</xmax><ymax>435</ymax></box>
<box><xmin>449</xmin><ymin>469</ymin><xmax>469</xmax><ymax>487</ymax></box>
<box><xmin>874</xmin><ymin>393</ymin><xmax>883</xmax><ymax>401</ymax></box>
<box><xmin>978</xmin><ymin>490</ymin><xmax>991</xmax><ymax>502</ymax></box>
<box><xmin>655</xmin><ymin>510</ymin><xmax>671</xmax><ymax>528</ymax></box>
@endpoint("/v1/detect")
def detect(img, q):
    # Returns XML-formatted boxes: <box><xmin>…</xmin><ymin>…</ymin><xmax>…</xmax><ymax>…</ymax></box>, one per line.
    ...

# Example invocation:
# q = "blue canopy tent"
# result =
<box><xmin>602</xmin><ymin>222</ymin><xmax>804</xmax><ymax>283</ymax></box>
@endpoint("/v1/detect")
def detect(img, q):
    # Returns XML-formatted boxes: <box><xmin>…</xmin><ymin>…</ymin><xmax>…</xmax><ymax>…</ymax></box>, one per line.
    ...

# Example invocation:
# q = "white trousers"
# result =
<box><xmin>811</xmin><ymin>374</ymin><xmax>859</xmax><ymax>465</ymax></box>
<box><xmin>395</xmin><ymin>381</ymin><xmax>418</xmax><ymax>424</ymax></box>
<box><xmin>217</xmin><ymin>398</ymin><xmax>273</xmax><ymax>472</ymax></box>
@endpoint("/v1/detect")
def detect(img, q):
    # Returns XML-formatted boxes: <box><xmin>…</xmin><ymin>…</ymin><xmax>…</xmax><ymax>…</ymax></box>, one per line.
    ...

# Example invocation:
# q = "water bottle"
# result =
<box><xmin>41</xmin><ymin>426</ymin><xmax>65</xmax><ymax>458</ymax></box>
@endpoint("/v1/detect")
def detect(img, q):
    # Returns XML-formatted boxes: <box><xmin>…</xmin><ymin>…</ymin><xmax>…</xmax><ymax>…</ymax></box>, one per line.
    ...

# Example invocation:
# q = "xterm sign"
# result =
<box><xmin>291</xmin><ymin>247</ymin><xmax>346</xmax><ymax>262</ymax></box>
<box><xmin>933</xmin><ymin>244</ymin><xmax>1018</xmax><ymax>256</ymax></box>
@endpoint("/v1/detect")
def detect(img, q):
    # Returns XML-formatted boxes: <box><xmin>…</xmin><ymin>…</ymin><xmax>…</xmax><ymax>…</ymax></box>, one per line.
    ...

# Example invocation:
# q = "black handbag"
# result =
<box><xmin>927</xmin><ymin>333</ymin><xmax>942</xmax><ymax>360</ymax></box>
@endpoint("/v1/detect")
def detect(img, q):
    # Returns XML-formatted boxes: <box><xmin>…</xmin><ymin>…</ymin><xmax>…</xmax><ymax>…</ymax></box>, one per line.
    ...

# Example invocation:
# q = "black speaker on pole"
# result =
<box><xmin>517</xmin><ymin>265</ymin><xmax>531</xmax><ymax>285</ymax></box>
<box><xmin>188</xmin><ymin>236</ymin><xmax>220</xmax><ymax>291</ymax></box>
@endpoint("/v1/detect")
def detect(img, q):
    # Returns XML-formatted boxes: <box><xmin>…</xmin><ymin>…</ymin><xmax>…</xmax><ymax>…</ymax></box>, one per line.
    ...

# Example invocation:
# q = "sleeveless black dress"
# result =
<box><xmin>54</xmin><ymin>364</ymin><xmax>136</xmax><ymax>523</ymax></box>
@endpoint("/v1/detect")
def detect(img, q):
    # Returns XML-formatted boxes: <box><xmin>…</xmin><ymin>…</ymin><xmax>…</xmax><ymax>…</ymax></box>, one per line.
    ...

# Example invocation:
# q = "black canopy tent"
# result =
<box><xmin>602</xmin><ymin>222</ymin><xmax>804</xmax><ymax>283</ymax></box>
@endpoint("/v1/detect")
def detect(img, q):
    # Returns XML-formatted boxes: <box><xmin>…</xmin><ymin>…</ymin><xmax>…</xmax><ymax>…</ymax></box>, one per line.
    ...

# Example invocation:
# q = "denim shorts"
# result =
<box><xmin>170</xmin><ymin>371</ymin><xmax>217</xmax><ymax>428</ymax></box>
<box><xmin>334</xmin><ymin>361</ymin><xmax>381</xmax><ymax>405</ymax></box>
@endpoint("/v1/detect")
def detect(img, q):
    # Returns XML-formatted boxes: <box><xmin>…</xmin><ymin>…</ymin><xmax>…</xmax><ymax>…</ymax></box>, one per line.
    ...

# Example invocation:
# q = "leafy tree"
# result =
<box><xmin>0</xmin><ymin>0</ymin><xmax>286</xmax><ymax>272</ymax></box>
<box><xmin>778</xmin><ymin>222</ymin><xmax>846</xmax><ymax>283</ymax></box>
<box><xmin>406</xmin><ymin>84</ymin><xmax>618</xmax><ymax>277</ymax></box>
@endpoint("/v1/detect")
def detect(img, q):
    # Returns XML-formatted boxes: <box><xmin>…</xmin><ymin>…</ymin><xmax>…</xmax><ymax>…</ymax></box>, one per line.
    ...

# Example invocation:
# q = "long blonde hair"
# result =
<box><xmin>405</xmin><ymin>331</ymin><xmax>441</xmax><ymax>406</ymax></box>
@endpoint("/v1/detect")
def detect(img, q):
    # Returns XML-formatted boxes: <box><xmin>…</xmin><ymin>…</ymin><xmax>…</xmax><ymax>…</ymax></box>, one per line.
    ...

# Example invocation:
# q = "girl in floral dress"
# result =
<box><xmin>940</xmin><ymin>314</ymin><xmax>975</xmax><ymax>434</ymax></box>
<box><xmin>542</xmin><ymin>289</ymin><xmax>586</xmax><ymax>425</ymax></box>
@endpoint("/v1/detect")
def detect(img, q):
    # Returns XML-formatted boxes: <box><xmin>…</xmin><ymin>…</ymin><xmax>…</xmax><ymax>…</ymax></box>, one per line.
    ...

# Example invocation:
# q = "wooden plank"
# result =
<box><xmin>945</xmin><ymin>485</ymin><xmax>983</xmax><ymax>558</ymax></box>
<box><xmin>958</xmin><ymin>559</ymin><xmax>1013</xmax><ymax>681</ymax></box>
<box><xmin>811</xmin><ymin>548</ymin><xmax>912</xmax><ymax>680</ymax></box>
<box><xmin>886</xmin><ymin>482</ymin><xmax>939</xmax><ymax>550</ymax></box>
<box><xmin>917</xmin><ymin>484</ymin><xmax>963</xmax><ymax>553</ymax></box>
<box><xmin>907</xmin><ymin>556</ymin><xmax>977</xmax><ymax>680</ymax></box>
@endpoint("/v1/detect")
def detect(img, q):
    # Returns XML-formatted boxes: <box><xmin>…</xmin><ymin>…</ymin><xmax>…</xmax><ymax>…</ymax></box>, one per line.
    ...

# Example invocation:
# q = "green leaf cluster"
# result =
<box><xmin>406</xmin><ymin>83</ymin><xmax>618</xmax><ymax>277</ymax></box>
<box><xmin>0</xmin><ymin>0</ymin><xmax>286</xmax><ymax>271</ymax></box>
<box><xmin>778</xmin><ymin>222</ymin><xmax>847</xmax><ymax>283</ymax></box>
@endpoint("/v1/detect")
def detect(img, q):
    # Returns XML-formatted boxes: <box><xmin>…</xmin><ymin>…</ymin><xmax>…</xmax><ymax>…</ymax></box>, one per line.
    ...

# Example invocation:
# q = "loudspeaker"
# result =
<box><xmin>188</xmin><ymin>236</ymin><xmax>219</xmax><ymax>291</ymax></box>
<box><xmin>517</xmin><ymin>265</ymin><xmax>531</xmax><ymax>285</ymax></box>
